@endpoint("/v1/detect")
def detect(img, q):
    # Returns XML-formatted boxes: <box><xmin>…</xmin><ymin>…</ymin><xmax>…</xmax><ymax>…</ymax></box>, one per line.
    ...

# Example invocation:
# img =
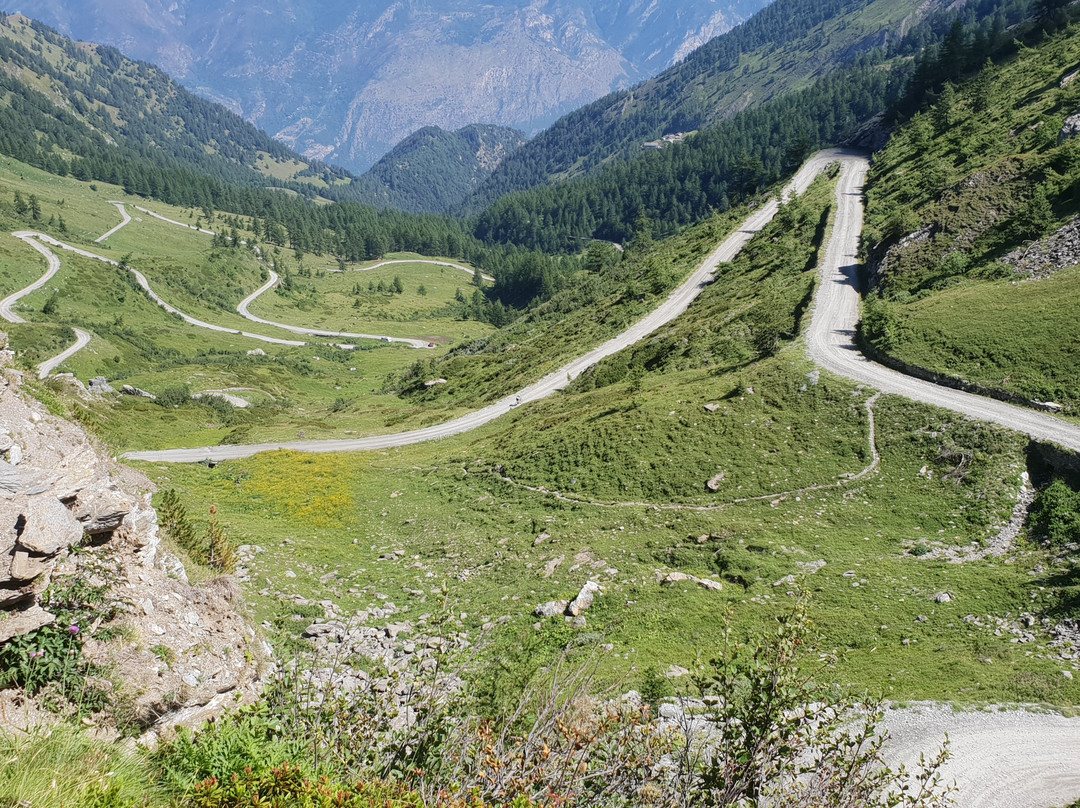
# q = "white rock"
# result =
<box><xmin>567</xmin><ymin>580</ymin><xmax>602</xmax><ymax>616</ymax></box>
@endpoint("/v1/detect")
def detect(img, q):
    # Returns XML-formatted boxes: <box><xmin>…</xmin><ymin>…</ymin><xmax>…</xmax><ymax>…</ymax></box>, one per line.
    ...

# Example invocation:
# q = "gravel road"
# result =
<box><xmin>884</xmin><ymin>704</ymin><xmax>1080</xmax><ymax>808</ymax></box>
<box><xmin>1</xmin><ymin>232</ymin><xmax>62</xmax><ymax>323</ymax></box>
<box><xmin>804</xmin><ymin>157</ymin><xmax>1080</xmax><ymax>452</ymax></box>
<box><xmin>236</xmin><ymin>269</ymin><xmax>431</xmax><ymax>348</ymax></box>
<box><xmin>122</xmin><ymin>149</ymin><xmax>844</xmax><ymax>463</ymax></box>
<box><xmin>36</xmin><ymin>327</ymin><xmax>91</xmax><ymax>378</ymax></box>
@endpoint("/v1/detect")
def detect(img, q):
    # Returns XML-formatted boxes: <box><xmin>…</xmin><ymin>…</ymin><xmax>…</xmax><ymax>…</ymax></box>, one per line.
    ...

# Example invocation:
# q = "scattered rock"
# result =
<box><xmin>121</xmin><ymin>384</ymin><xmax>156</xmax><ymax>400</ymax></box>
<box><xmin>706</xmin><ymin>472</ymin><xmax>725</xmax><ymax>492</ymax></box>
<box><xmin>566</xmin><ymin>581</ymin><xmax>601</xmax><ymax>617</ymax></box>
<box><xmin>423</xmin><ymin>378</ymin><xmax>448</xmax><ymax>387</ymax></box>
<box><xmin>704</xmin><ymin>403</ymin><xmax>721</xmax><ymax>412</ymax></box>
<box><xmin>533</xmin><ymin>600</ymin><xmax>569</xmax><ymax>618</ymax></box>
<box><xmin>88</xmin><ymin>376</ymin><xmax>116</xmax><ymax>395</ymax></box>
<box><xmin>934</xmin><ymin>592</ymin><xmax>952</xmax><ymax>604</ymax></box>
<box><xmin>542</xmin><ymin>556</ymin><xmax>564</xmax><ymax>578</ymax></box>
<box><xmin>246</xmin><ymin>348</ymin><xmax>266</xmax><ymax>356</ymax></box>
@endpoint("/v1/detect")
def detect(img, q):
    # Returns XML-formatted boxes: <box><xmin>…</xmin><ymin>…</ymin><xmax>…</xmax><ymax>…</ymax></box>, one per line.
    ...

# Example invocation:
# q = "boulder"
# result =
<box><xmin>88</xmin><ymin>376</ymin><xmax>116</xmax><ymax>395</ymax></box>
<box><xmin>121</xmin><ymin>385</ymin><xmax>156</xmax><ymax>400</ymax></box>
<box><xmin>0</xmin><ymin>604</ymin><xmax>54</xmax><ymax>643</ymax></box>
<box><xmin>72</xmin><ymin>488</ymin><xmax>133</xmax><ymax>536</ymax></box>
<box><xmin>661</xmin><ymin>571</ymin><xmax>694</xmax><ymax>585</ymax></box>
<box><xmin>1058</xmin><ymin>112</ymin><xmax>1080</xmax><ymax>145</ymax></box>
<box><xmin>16</xmin><ymin>495</ymin><xmax>82</xmax><ymax>555</ymax></box>
<box><xmin>567</xmin><ymin>580</ymin><xmax>601</xmax><ymax>617</ymax></box>
<box><xmin>533</xmin><ymin>600</ymin><xmax>569</xmax><ymax>618</ymax></box>
<box><xmin>706</xmin><ymin>472</ymin><xmax>725</xmax><ymax>492</ymax></box>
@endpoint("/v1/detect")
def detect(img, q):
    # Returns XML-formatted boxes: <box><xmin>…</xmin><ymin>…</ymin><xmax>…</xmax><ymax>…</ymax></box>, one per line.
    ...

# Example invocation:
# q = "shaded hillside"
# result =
<box><xmin>353</xmin><ymin>124</ymin><xmax>525</xmax><ymax>214</ymax></box>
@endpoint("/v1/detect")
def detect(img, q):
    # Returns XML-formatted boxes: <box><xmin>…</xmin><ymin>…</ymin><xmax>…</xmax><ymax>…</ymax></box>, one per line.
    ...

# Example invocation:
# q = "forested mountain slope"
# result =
<box><xmin>862</xmin><ymin>14</ymin><xmax>1080</xmax><ymax>411</ymax></box>
<box><xmin>13</xmin><ymin>0</ymin><xmax>774</xmax><ymax>172</ymax></box>
<box><xmin>464</xmin><ymin>0</ymin><xmax>1037</xmax><ymax>211</ymax></box>
<box><xmin>352</xmin><ymin>125</ymin><xmax>526</xmax><ymax>215</ymax></box>
<box><xmin>0</xmin><ymin>12</ymin><xmax>354</xmax><ymax>197</ymax></box>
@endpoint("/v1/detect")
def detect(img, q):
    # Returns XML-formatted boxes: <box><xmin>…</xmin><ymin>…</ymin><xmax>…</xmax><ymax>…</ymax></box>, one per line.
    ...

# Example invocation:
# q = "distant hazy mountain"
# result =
<box><xmin>12</xmin><ymin>0</ymin><xmax>773</xmax><ymax>172</ymax></box>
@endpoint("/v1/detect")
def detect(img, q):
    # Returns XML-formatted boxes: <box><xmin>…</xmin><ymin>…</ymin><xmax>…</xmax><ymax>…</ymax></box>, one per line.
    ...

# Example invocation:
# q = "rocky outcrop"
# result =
<box><xmin>1058</xmin><ymin>111</ymin><xmax>1080</xmax><ymax>145</ymax></box>
<box><xmin>0</xmin><ymin>345</ymin><xmax>265</xmax><ymax>738</ymax></box>
<box><xmin>1003</xmin><ymin>215</ymin><xmax>1080</xmax><ymax>279</ymax></box>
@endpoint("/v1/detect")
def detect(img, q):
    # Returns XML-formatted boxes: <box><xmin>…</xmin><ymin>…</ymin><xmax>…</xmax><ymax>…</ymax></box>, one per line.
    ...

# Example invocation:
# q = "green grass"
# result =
<box><xmin>248</xmin><ymin>255</ymin><xmax>495</xmax><ymax>342</ymax></box>
<box><xmin>864</xmin><ymin>25</ymin><xmax>1080</xmax><ymax>409</ymax></box>
<box><xmin>128</xmin><ymin>171</ymin><xmax>1079</xmax><ymax>704</ymax></box>
<box><xmin>887</xmin><ymin>266</ymin><xmax>1080</xmax><ymax>406</ymax></box>
<box><xmin>135</xmin><ymin>377</ymin><xmax>1076</xmax><ymax>704</ymax></box>
<box><xmin>0</xmin><ymin>725</ymin><xmax>159</xmax><ymax>807</ymax></box>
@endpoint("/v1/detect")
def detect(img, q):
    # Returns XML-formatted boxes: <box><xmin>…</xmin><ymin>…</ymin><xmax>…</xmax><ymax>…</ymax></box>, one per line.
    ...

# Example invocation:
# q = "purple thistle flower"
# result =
<box><xmin>29</xmin><ymin>650</ymin><xmax>44</xmax><ymax>659</ymax></box>
<box><xmin>68</xmin><ymin>624</ymin><xmax>80</xmax><ymax>635</ymax></box>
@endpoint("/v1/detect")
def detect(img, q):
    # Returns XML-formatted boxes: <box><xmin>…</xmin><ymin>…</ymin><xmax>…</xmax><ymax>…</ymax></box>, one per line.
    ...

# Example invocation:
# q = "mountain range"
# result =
<box><xmin>12</xmin><ymin>0</ymin><xmax>774</xmax><ymax>172</ymax></box>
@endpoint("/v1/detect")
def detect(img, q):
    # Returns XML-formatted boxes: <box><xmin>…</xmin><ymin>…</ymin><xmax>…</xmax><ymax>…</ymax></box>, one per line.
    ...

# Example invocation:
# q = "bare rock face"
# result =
<box><xmin>1058</xmin><ymin>111</ymin><xmax>1080</xmax><ymax>145</ymax></box>
<box><xmin>0</xmin><ymin>353</ymin><xmax>265</xmax><ymax>738</ymax></box>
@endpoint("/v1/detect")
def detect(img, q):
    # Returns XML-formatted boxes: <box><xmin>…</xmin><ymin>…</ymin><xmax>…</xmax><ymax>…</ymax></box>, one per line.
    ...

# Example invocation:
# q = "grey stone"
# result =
<box><xmin>73</xmin><ymin>489</ymin><xmax>132</xmax><ymax>536</ymax></box>
<box><xmin>17</xmin><ymin>495</ymin><xmax>82</xmax><ymax>555</ymax></box>
<box><xmin>88</xmin><ymin>377</ymin><xmax>116</xmax><ymax>395</ymax></box>
<box><xmin>121</xmin><ymin>385</ymin><xmax>156</xmax><ymax>400</ymax></box>
<box><xmin>1058</xmin><ymin>112</ymin><xmax>1080</xmax><ymax>145</ymax></box>
<box><xmin>0</xmin><ymin>604</ymin><xmax>55</xmax><ymax>642</ymax></box>
<box><xmin>661</xmin><ymin>572</ymin><xmax>694</xmax><ymax>585</ymax></box>
<box><xmin>567</xmin><ymin>580</ymin><xmax>601</xmax><ymax>617</ymax></box>
<box><xmin>934</xmin><ymin>592</ymin><xmax>952</xmax><ymax>604</ymax></box>
<box><xmin>533</xmin><ymin>600</ymin><xmax>568</xmax><ymax>618</ymax></box>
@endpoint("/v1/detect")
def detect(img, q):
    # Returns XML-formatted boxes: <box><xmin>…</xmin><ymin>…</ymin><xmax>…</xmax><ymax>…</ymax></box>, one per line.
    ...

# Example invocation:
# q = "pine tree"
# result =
<box><xmin>204</xmin><ymin>505</ymin><xmax>236</xmax><ymax>573</ymax></box>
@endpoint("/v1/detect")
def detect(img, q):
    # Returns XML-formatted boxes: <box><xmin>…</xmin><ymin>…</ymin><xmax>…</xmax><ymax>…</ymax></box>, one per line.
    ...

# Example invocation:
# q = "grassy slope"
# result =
<box><xmin>137</xmin><ymin>174</ymin><xmax>1078</xmax><ymax>705</ymax></box>
<box><xmin>0</xmin><ymin>155</ymin><xmax>500</xmax><ymax>450</ymax></box>
<box><xmin>864</xmin><ymin>25</ymin><xmax>1080</xmax><ymax>408</ymax></box>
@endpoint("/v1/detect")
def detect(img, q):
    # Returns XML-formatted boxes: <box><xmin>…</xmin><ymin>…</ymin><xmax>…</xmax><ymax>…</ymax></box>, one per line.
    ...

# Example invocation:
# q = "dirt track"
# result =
<box><xmin>884</xmin><ymin>704</ymin><xmax>1080</xmax><ymax>807</ymax></box>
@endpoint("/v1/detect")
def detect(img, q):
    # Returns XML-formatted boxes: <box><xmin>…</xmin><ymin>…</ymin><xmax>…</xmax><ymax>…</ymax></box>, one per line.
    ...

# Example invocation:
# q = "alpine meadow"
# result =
<box><xmin>0</xmin><ymin>2</ymin><xmax>1079</xmax><ymax>808</ymax></box>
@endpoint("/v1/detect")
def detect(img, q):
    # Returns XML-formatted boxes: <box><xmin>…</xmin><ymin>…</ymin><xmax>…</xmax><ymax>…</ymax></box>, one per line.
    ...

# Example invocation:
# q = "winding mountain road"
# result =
<box><xmin>0</xmin><ymin>232</ymin><xmax>62</xmax><ymax>323</ymax></box>
<box><xmin>805</xmin><ymin>157</ymin><xmax>1080</xmax><ymax>453</ymax></box>
<box><xmin>35</xmin><ymin>327</ymin><xmax>91</xmax><ymax>379</ymax></box>
<box><xmin>121</xmin><ymin>149</ymin><xmax>1080</xmax><ymax>463</ymax></box>
<box><xmin>122</xmin><ymin>150</ymin><xmax>846</xmax><ymax>463</ymax></box>
<box><xmin>237</xmin><ymin>270</ymin><xmax>431</xmax><ymax>348</ymax></box>
<box><xmin>95</xmin><ymin>201</ymin><xmax>132</xmax><ymax>243</ymax></box>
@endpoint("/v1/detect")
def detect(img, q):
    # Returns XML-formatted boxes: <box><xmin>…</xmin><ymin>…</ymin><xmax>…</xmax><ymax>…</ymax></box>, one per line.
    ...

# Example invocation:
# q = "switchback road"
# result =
<box><xmin>122</xmin><ymin>150</ymin><xmax>847</xmax><ymax>463</ymax></box>
<box><xmin>36</xmin><ymin>327</ymin><xmax>91</xmax><ymax>379</ymax></box>
<box><xmin>805</xmin><ymin>157</ymin><xmax>1080</xmax><ymax>453</ymax></box>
